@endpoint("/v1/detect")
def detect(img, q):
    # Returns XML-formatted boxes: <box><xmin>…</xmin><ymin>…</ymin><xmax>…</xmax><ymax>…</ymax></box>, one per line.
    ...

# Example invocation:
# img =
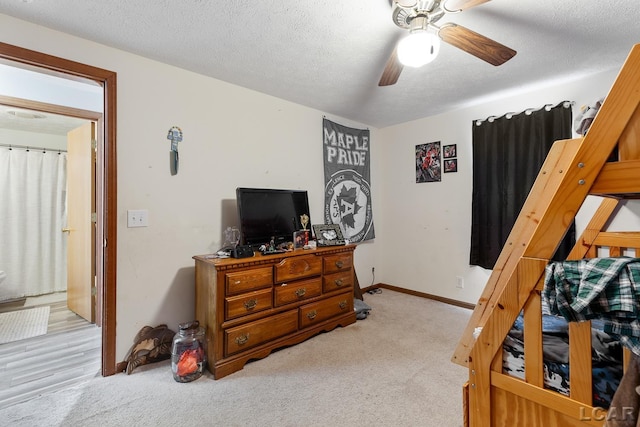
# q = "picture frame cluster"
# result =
<box><xmin>415</xmin><ymin>142</ymin><xmax>458</xmax><ymax>184</ymax></box>
<box><xmin>443</xmin><ymin>144</ymin><xmax>457</xmax><ymax>173</ymax></box>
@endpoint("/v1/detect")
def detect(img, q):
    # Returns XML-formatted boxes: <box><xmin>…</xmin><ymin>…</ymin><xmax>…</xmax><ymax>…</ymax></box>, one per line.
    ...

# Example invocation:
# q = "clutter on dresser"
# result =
<box><xmin>312</xmin><ymin>224</ymin><xmax>345</xmax><ymax>246</ymax></box>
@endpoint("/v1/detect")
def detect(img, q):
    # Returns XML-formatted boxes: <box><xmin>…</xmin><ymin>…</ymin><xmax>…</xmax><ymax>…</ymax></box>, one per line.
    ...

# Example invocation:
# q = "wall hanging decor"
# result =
<box><xmin>444</xmin><ymin>158</ymin><xmax>458</xmax><ymax>173</ymax></box>
<box><xmin>322</xmin><ymin>117</ymin><xmax>375</xmax><ymax>243</ymax></box>
<box><xmin>166</xmin><ymin>126</ymin><xmax>183</xmax><ymax>175</ymax></box>
<box><xmin>416</xmin><ymin>141</ymin><xmax>441</xmax><ymax>183</ymax></box>
<box><xmin>443</xmin><ymin>144</ymin><xmax>457</xmax><ymax>159</ymax></box>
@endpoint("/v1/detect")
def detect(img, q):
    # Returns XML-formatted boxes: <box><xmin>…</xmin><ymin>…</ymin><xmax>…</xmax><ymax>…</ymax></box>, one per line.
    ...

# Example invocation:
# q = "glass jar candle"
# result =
<box><xmin>171</xmin><ymin>320</ymin><xmax>206</xmax><ymax>382</ymax></box>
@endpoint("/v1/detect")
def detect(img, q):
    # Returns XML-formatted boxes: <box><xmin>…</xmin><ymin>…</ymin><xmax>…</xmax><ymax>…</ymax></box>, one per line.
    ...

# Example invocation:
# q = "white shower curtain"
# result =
<box><xmin>0</xmin><ymin>146</ymin><xmax>67</xmax><ymax>300</ymax></box>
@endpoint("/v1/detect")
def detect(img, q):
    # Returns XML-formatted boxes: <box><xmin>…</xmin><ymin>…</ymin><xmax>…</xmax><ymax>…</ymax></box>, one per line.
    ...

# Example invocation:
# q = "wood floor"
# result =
<box><xmin>0</xmin><ymin>293</ymin><xmax>101</xmax><ymax>410</ymax></box>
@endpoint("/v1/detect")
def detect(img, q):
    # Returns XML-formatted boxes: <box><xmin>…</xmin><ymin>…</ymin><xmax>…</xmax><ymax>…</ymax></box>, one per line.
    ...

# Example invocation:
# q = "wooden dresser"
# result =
<box><xmin>194</xmin><ymin>244</ymin><xmax>356</xmax><ymax>379</ymax></box>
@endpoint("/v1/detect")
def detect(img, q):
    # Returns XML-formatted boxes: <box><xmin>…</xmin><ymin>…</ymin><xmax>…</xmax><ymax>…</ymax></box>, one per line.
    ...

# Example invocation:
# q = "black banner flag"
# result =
<box><xmin>322</xmin><ymin>118</ymin><xmax>375</xmax><ymax>243</ymax></box>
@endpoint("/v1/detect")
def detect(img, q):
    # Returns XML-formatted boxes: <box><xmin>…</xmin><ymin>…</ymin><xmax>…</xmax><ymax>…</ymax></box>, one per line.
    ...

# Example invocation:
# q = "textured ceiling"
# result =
<box><xmin>0</xmin><ymin>104</ymin><xmax>87</xmax><ymax>136</ymax></box>
<box><xmin>0</xmin><ymin>0</ymin><xmax>639</xmax><ymax>128</ymax></box>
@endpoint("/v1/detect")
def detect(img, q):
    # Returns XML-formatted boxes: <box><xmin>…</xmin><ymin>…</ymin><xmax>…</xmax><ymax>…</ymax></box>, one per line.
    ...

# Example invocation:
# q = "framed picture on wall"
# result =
<box><xmin>443</xmin><ymin>144</ymin><xmax>457</xmax><ymax>159</ymax></box>
<box><xmin>416</xmin><ymin>141</ymin><xmax>441</xmax><ymax>183</ymax></box>
<box><xmin>444</xmin><ymin>159</ymin><xmax>458</xmax><ymax>173</ymax></box>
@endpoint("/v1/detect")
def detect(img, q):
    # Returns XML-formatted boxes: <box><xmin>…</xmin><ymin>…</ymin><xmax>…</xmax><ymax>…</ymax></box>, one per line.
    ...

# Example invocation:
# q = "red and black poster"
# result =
<box><xmin>322</xmin><ymin>118</ymin><xmax>375</xmax><ymax>243</ymax></box>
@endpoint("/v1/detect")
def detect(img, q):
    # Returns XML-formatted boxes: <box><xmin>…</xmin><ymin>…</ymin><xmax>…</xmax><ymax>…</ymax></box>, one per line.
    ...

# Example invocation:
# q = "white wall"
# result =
<box><xmin>0</xmin><ymin>128</ymin><xmax>66</xmax><ymax>150</ymax></box>
<box><xmin>0</xmin><ymin>14</ymin><xmax>380</xmax><ymax>362</ymax></box>
<box><xmin>376</xmin><ymin>66</ymin><xmax>632</xmax><ymax>305</ymax></box>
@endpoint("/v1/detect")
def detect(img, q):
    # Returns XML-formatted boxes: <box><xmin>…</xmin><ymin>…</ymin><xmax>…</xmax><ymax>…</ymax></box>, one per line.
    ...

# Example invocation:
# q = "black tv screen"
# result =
<box><xmin>236</xmin><ymin>187</ymin><xmax>311</xmax><ymax>248</ymax></box>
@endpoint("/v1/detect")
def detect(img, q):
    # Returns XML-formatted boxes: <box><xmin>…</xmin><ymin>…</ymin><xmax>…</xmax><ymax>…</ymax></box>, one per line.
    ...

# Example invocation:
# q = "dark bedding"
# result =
<box><xmin>503</xmin><ymin>312</ymin><xmax>623</xmax><ymax>408</ymax></box>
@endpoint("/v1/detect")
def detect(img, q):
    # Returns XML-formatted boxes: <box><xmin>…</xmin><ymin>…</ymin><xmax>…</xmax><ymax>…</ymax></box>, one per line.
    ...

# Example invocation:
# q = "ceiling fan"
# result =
<box><xmin>379</xmin><ymin>0</ymin><xmax>517</xmax><ymax>86</ymax></box>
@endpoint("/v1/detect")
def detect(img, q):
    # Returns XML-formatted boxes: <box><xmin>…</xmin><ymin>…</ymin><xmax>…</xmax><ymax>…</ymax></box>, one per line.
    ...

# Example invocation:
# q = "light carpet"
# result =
<box><xmin>0</xmin><ymin>306</ymin><xmax>50</xmax><ymax>344</ymax></box>
<box><xmin>0</xmin><ymin>290</ymin><xmax>472</xmax><ymax>427</ymax></box>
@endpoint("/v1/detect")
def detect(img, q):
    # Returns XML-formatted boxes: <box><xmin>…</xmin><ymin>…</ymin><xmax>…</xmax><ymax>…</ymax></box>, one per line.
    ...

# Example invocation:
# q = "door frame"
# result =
<box><xmin>0</xmin><ymin>41</ymin><xmax>118</xmax><ymax>376</ymax></box>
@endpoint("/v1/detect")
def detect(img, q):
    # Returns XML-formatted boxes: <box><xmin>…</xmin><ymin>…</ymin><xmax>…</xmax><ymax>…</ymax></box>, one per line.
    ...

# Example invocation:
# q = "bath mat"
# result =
<box><xmin>0</xmin><ymin>306</ymin><xmax>50</xmax><ymax>344</ymax></box>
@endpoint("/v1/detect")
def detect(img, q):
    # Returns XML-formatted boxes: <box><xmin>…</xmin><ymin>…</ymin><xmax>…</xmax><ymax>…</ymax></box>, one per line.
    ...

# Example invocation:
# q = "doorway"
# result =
<box><xmin>0</xmin><ymin>102</ymin><xmax>98</xmax><ymax>318</ymax></box>
<box><xmin>0</xmin><ymin>42</ymin><xmax>117</xmax><ymax>376</ymax></box>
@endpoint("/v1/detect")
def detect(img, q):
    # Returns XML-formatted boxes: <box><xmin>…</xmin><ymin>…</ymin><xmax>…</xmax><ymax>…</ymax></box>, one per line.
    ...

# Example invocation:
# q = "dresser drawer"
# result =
<box><xmin>323</xmin><ymin>253</ymin><xmax>352</xmax><ymax>274</ymax></box>
<box><xmin>225</xmin><ymin>288</ymin><xmax>273</xmax><ymax>320</ymax></box>
<box><xmin>299</xmin><ymin>292</ymin><xmax>353</xmax><ymax>329</ymax></box>
<box><xmin>323</xmin><ymin>270</ymin><xmax>353</xmax><ymax>293</ymax></box>
<box><xmin>274</xmin><ymin>255</ymin><xmax>322</xmax><ymax>283</ymax></box>
<box><xmin>274</xmin><ymin>277</ymin><xmax>322</xmax><ymax>307</ymax></box>
<box><xmin>225</xmin><ymin>310</ymin><xmax>298</xmax><ymax>356</ymax></box>
<box><xmin>225</xmin><ymin>266</ymin><xmax>273</xmax><ymax>295</ymax></box>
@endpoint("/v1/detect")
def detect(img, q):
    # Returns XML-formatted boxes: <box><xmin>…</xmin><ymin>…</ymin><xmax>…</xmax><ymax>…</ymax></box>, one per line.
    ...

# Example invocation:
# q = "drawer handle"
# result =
<box><xmin>335</xmin><ymin>260</ymin><xmax>344</xmax><ymax>269</ymax></box>
<box><xmin>334</xmin><ymin>279</ymin><xmax>344</xmax><ymax>287</ymax></box>
<box><xmin>235</xmin><ymin>334</ymin><xmax>250</xmax><ymax>345</ymax></box>
<box><xmin>243</xmin><ymin>299</ymin><xmax>258</xmax><ymax>310</ymax></box>
<box><xmin>306</xmin><ymin>310</ymin><xmax>317</xmax><ymax>320</ymax></box>
<box><xmin>339</xmin><ymin>300</ymin><xmax>347</xmax><ymax>309</ymax></box>
<box><xmin>295</xmin><ymin>288</ymin><xmax>307</xmax><ymax>298</ymax></box>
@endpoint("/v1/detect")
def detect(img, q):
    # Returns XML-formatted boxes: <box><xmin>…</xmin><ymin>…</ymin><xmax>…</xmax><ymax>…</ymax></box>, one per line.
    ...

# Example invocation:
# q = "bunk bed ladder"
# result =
<box><xmin>454</xmin><ymin>43</ymin><xmax>640</xmax><ymax>426</ymax></box>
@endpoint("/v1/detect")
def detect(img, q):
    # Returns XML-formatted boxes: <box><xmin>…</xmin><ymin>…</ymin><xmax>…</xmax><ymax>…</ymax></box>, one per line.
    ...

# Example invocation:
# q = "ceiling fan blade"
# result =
<box><xmin>438</xmin><ymin>23</ymin><xmax>516</xmax><ymax>66</ymax></box>
<box><xmin>378</xmin><ymin>46</ymin><xmax>404</xmax><ymax>86</ymax></box>
<box><xmin>443</xmin><ymin>0</ymin><xmax>491</xmax><ymax>12</ymax></box>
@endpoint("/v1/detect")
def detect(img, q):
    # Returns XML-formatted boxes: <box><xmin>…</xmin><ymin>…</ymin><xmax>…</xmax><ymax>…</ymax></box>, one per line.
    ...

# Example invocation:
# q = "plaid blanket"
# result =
<box><xmin>543</xmin><ymin>257</ymin><xmax>640</xmax><ymax>355</ymax></box>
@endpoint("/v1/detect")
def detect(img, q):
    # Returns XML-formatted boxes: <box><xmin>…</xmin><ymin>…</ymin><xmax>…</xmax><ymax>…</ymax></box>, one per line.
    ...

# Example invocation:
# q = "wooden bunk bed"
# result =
<box><xmin>452</xmin><ymin>43</ymin><xmax>640</xmax><ymax>426</ymax></box>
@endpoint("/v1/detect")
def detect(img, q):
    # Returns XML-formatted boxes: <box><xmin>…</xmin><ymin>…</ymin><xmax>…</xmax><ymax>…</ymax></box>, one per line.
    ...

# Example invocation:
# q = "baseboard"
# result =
<box><xmin>0</xmin><ymin>296</ymin><xmax>27</xmax><ymax>305</ymax></box>
<box><xmin>360</xmin><ymin>283</ymin><xmax>475</xmax><ymax>310</ymax></box>
<box><xmin>0</xmin><ymin>297</ymin><xmax>27</xmax><ymax>313</ymax></box>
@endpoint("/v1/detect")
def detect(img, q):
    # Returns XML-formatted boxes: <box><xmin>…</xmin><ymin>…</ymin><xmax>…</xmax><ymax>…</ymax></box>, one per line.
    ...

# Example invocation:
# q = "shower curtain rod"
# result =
<box><xmin>0</xmin><ymin>143</ymin><xmax>67</xmax><ymax>153</ymax></box>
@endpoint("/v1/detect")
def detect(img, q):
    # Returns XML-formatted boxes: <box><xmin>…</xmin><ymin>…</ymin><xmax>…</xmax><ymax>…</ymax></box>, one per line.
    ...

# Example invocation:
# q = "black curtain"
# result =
<box><xmin>470</xmin><ymin>102</ymin><xmax>575</xmax><ymax>269</ymax></box>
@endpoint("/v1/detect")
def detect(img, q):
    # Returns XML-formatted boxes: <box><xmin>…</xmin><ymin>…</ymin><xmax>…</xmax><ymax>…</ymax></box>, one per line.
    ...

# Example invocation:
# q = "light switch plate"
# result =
<box><xmin>127</xmin><ymin>209</ymin><xmax>149</xmax><ymax>227</ymax></box>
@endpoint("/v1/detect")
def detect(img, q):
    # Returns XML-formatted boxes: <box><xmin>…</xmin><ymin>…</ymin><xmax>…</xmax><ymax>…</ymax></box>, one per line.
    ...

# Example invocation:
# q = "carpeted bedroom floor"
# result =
<box><xmin>0</xmin><ymin>289</ymin><xmax>472</xmax><ymax>427</ymax></box>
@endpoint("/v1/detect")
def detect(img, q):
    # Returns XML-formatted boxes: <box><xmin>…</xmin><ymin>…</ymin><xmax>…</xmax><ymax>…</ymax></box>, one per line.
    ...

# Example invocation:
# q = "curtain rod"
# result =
<box><xmin>475</xmin><ymin>101</ymin><xmax>575</xmax><ymax>126</ymax></box>
<box><xmin>0</xmin><ymin>143</ymin><xmax>67</xmax><ymax>153</ymax></box>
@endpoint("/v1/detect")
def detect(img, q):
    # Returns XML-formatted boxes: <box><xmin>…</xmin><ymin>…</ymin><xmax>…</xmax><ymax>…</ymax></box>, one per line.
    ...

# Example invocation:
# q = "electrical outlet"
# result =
<box><xmin>456</xmin><ymin>276</ymin><xmax>464</xmax><ymax>289</ymax></box>
<box><xmin>127</xmin><ymin>209</ymin><xmax>149</xmax><ymax>228</ymax></box>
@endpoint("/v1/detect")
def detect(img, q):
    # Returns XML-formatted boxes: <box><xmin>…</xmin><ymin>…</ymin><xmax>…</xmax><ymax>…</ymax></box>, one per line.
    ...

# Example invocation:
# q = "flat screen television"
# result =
<box><xmin>236</xmin><ymin>187</ymin><xmax>311</xmax><ymax>248</ymax></box>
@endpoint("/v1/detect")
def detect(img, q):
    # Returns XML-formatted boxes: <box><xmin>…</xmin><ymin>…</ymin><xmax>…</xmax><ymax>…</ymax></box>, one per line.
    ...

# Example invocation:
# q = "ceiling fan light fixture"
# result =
<box><xmin>397</xmin><ymin>29</ymin><xmax>440</xmax><ymax>68</ymax></box>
